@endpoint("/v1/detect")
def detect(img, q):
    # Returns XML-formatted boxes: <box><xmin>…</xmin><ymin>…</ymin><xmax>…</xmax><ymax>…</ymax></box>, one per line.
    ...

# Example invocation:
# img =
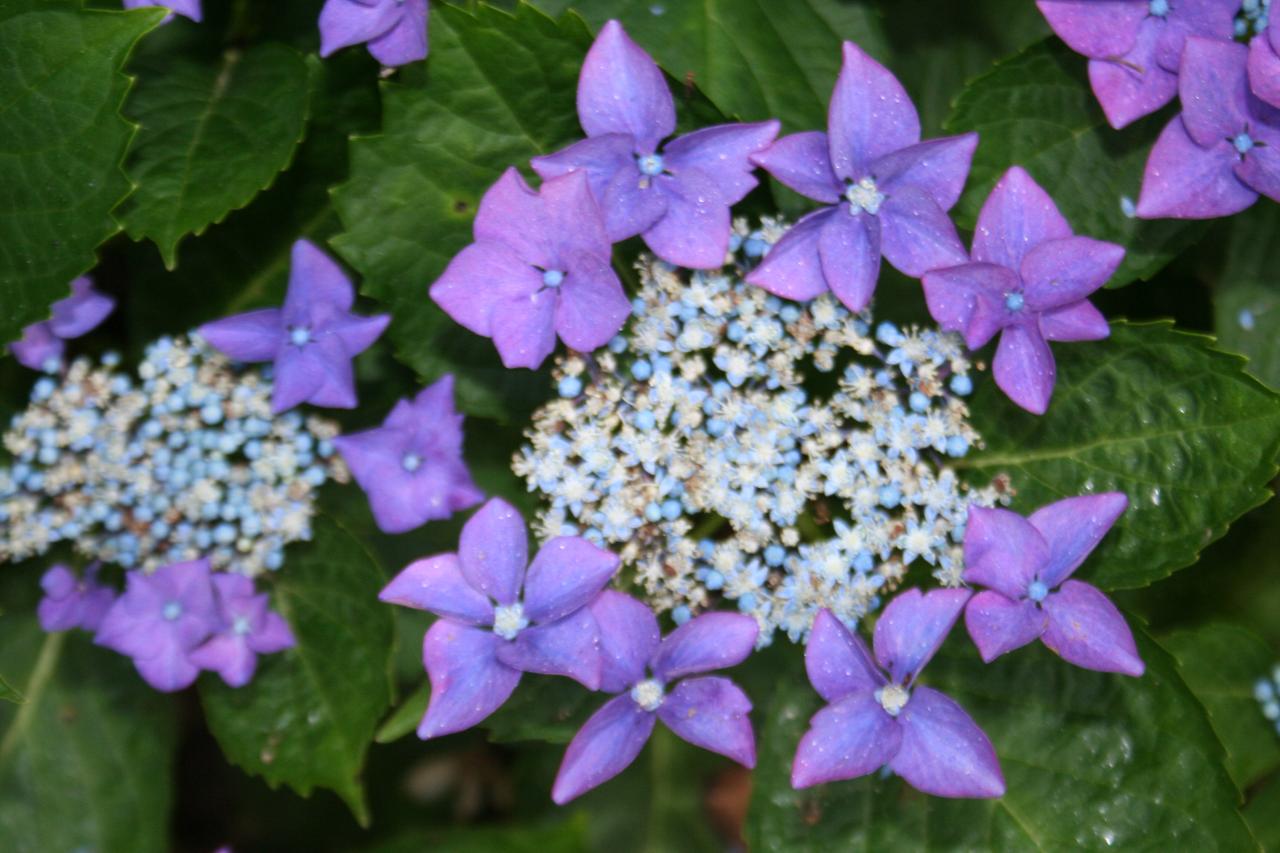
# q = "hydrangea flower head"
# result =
<box><xmin>552</xmin><ymin>590</ymin><xmax>757</xmax><ymax>804</ymax></box>
<box><xmin>380</xmin><ymin>498</ymin><xmax>620</xmax><ymax>738</ymax></box>
<box><xmin>1248</xmin><ymin>23</ymin><xmax>1280</xmax><ymax>108</ymax></box>
<box><xmin>318</xmin><ymin>0</ymin><xmax>428</xmax><ymax>67</ymax></box>
<box><xmin>122</xmin><ymin>0</ymin><xmax>202</xmax><ymax>23</ymax></box>
<box><xmin>37</xmin><ymin>563</ymin><xmax>115</xmax><ymax>633</ymax></box>
<box><xmin>10</xmin><ymin>277</ymin><xmax>115</xmax><ymax>372</ymax></box>
<box><xmin>431</xmin><ymin>169</ymin><xmax>629</xmax><ymax>369</ymax></box>
<box><xmin>531</xmin><ymin>20</ymin><xmax>779</xmax><ymax>269</ymax></box>
<box><xmin>922</xmin><ymin>166</ymin><xmax>1124</xmax><ymax>414</ymax></box>
<box><xmin>963</xmin><ymin>493</ymin><xmax>1144</xmax><ymax>676</ymax></box>
<box><xmin>189</xmin><ymin>573</ymin><xmax>295</xmax><ymax>688</ymax></box>
<box><xmin>792</xmin><ymin>591</ymin><xmax>1005</xmax><ymax>798</ymax></box>
<box><xmin>334</xmin><ymin>375</ymin><xmax>482</xmax><ymax>534</ymax></box>
<box><xmin>199</xmin><ymin>239</ymin><xmax>389</xmax><ymax>413</ymax></box>
<box><xmin>746</xmin><ymin>42</ymin><xmax>977</xmax><ymax>311</ymax></box>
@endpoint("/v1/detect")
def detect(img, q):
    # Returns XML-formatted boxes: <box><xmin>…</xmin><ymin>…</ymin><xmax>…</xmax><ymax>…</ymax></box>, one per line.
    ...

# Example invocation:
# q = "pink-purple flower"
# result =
<box><xmin>746</xmin><ymin>42</ymin><xmax>976</xmax><ymax>312</ymax></box>
<box><xmin>922</xmin><ymin>166</ymin><xmax>1123</xmax><ymax>414</ymax></box>
<box><xmin>963</xmin><ymin>494</ymin><xmax>1144</xmax><ymax>677</ymax></box>
<box><xmin>531</xmin><ymin>21</ymin><xmax>779</xmax><ymax>270</ymax></box>
<box><xmin>430</xmin><ymin>169</ymin><xmax>629</xmax><ymax>370</ymax></box>
<box><xmin>792</xmin><ymin>592</ymin><xmax>1004</xmax><ymax>798</ymax></box>
<box><xmin>10</xmin><ymin>277</ymin><xmax>115</xmax><ymax>372</ymax></box>
<box><xmin>379</xmin><ymin>498</ymin><xmax>620</xmax><ymax>738</ymax></box>
<box><xmin>37</xmin><ymin>563</ymin><xmax>115</xmax><ymax>633</ymax></box>
<box><xmin>122</xmin><ymin>0</ymin><xmax>202</xmax><ymax>22</ymax></box>
<box><xmin>188</xmin><ymin>573</ymin><xmax>295</xmax><ymax>688</ymax></box>
<box><xmin>198</xmin><ymin>239</ymin><xmax>389</xmax><ymax>413</ymax></box>
<box><xmin>318</xmin><ymin>0</ymin><xmax>428</xmax><ymax>67</ymax></box>
<box><xmin>552</xmin><ymin>591</ymin><xmax>757</xmax><ymax>804</ymax></box>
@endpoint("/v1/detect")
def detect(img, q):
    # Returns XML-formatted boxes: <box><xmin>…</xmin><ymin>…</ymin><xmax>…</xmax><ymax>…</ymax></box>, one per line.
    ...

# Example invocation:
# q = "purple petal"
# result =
<box><xmin>994</xmin><ymin>322</ymin><xmax>1057</xmax><ymax>415</ymax></box>
<box><xmin>1039</xmin><ymin>299</ymin><xmax>1110</xmax><ymax>342</ymax></box>
<box><xmin>873</xmin><ymin>133</ymin><xmax>979</xmax><ymax>211</ymax></box>
<box><xmin>744</xmin><ymin>208</ymin><xmax>835</xmax><ymax>301</ymax></box>
<box><xmin>552</xmin><ymin>693</ymin><xmax>656</xmax><ymax>804</ymax></box>
<box><xmin>1020</xmin><ymin>236</ymin><xmax>1124</xmax><ymax>311</ymax></box>
<box><xmin>1034</xmin><ymin>0</ymin><xmax>1146</xmax><ymax>59</ymax></box>
<box><xmin>642</xmin><ymin>168</ymin><xmax>731</xmax><ymax>269</ymax></box>
<box><xmin>473</xmin><ymin>168</ymin><xmax>557</xmax><ymax>267</ymax></box>
<box><xmin>134</xmin><ymin>639</ymin><xmax>203</xmax><ymax>692</ymax></box>
<box><xmin>379</xmin><ymin>554</ymin><xmax>494</xmax><ymax>625</ymax></box>
<box><xmin>198</xmin><ymin>309</ymin><xmax>283</xmax><ymax>363</ymax></box>
<box><xmin>248</xmin><ymin>611</ymin><xmax>295</xmax><ymax>655</ymax></box>
<box><xmin>284</xmin><ymin>239</ymin><xmax>355</xmax><ymax>319</ymax></box>
<box><xmin>531</xmin><ymin>134</ymin><xmax>636</xmax><ymax>203</ymax></box>
<box><xmin>326</xmin><ymin>311</ymin><xmax>389</xmax><ymax>357</ymax></box>
<box><xmin>818</xmin><ymin>210</ymin><xmax>881</xmax><ymax>312</ymax></box>
<box><xmin>921</xmin><ymin>262</ymin><xmax>1016</xmax><ymax>349</ymax></box>
<box><xmin>872</xmin><ymin>588</ymin><xmax>970</xmax><ymax>684</ymax></box>
<box><xmin>318</xmin><ymin>0</ymin><xmax>400</xmax><ymax>57</ymax></box>
<box><xmin>1165</xmin><ymin>0</ymin><xmax>1239</xmax><ymax>50</ymax></box>
<box><xmin>805</xmin><ymin>608</ymin><xmax>884</xmax><ymax>703</ymax></box>
<box><xmin>589</xmin><ymin>590</ymin><xmax>660</xmax><ymax>693</ymax></box>
<box><xmin>891</xmin><ymin>686</ymin><xmax>1005</xmax><ymax>798</ymax></box>
<box><xmin>429</xmin><ymin>241</ymin><xmax>542</xmax><ymax>338</ymax></box>
<box><xmin>663</xmin><ymin>120</ymin><xmax>781</xmax><ymax>205</ymax></box>
<box><xmin>657</xmin><ymin>676</ymin><xmax>755</xmax><ymax>767</ymax></box>
<box><xmin>457</xmin><ymin>498</ymin><xmax>527</xmax><ymax>606</ymax></box>
<box><xmin>334</xmin><ymin>429</ymin><xmax>456</xmax><ymax>534</ymax></box>
<box><xmin>577</xmin><ymin>20</ymin><xmax>675</xmax><ymax>152</ymax></box>
<box><xmin>124</xmin><ymin>0</ymin><xmax>201</xmax><ymax>21</ymax></box>
<box><xmin>366</xmin><ymin>0</ymin><xmax>428</xmax><ymax>67</ymax></box>
<box><xmin>1237</xmin><ymin>143</ymin><xmax>1280</xmax><ymax>202</ymax></box>
<box><xmin>1029</xmin><ymin>492</ymin><xmax>1129</xmax><ymax>588</ymax></box>
<box><xmin>650</xmin><ymin>612</ymin><xmax>758</xmax><ymax>681</ymax></box>
<box><xmin>750</xmin><ymin>131</ymin><xmax>842</xmax><ymax>203</ymax></box>
<box><xmin>1179</xmin><ymin>36</ymin><xmax>1250</xmax><ymax>148</ymax></box>
<box><xmin>49</xmin><ymin>278</ymin><xmax>115</xmax><ymax>338</ymax></box>
<box><xmin>188</xmin><ymin>634</ymin><xmax>257</xmax><ymax>688</ymax></box>
<box><xmin>272</xmin><ymin>336</ymin><xmax>356</xmax><ymax>412</ymax></box>
<box><xmin>1136</xmin><ymin>117</ymin><xmax>1257</xmax><ymax>219</ymax></box>
<box><xmin>1249</xmin><ymin>35</ymin><xmax>1280</xmax><ymax>109</ymax></box>
<box><xmin>600</xmin><ymin>163</ymin><xmax>670</xmax><ymax>241</ymax></box>
<box><xmin>1087</xmin><ymin>21</ymin><xmax>1179</xmax><ymax>129</ymax></box>
<box><xmin>962</xmin><ymin>505</ymin><xmax>1051</xmax><ymax>598</ymax></box>
<box><xmin>963</xmin><ymin>591</ymin><xmax>1047</xmax><ymax>663</ymax></box>
<box><xmin>495</xmin><ymin>607</ymin><xmax>602</xmax><ymax>689</ymax></box>
<box><xmin>791</xmin><ymin>690</ymin><xmax>901</xmax><ymax>788</ymax></box>
<box><xmin>1042</xmin><ymin>580</ymin><xmax>1144</xmax><ymax>676</ymax></box>
<box><xmin>555</xmin><ymin>252</ymin><xmax>631</xmax><ymax>353</ymax></box>
<box><xmin>973</xmin><ymin>166</ymin><xmax>1072</xmax><ymax>270</ymax></box>
<box><xmin>492</xmin><ymin>289</ymin><xmax>558</xmax><ymax>369</ymax></box>
<box><xmin>521</xmin><ymin>536</ymin><xmax>619</xmax><ymax>625</ymax></box>
<box><xmin>827</xmin><ymin>41</ymin><xmax>920</xmax><ymax>180</ymax></box>
<box><xmin>877</xmin><ymin>188</ymin><xmax>969</xmax><ymax>277</ymax></box>
<box><xmin>9</xmin><ymin>323</ymin><xmax>63</xmax><ymax>371</ymax></box>
<box><xmin>539</xmin><ymin>170</ymin><xmax>613</xmax><ymax>263</ymax></box>
<box><xmin>419</xmin><ymin>619</ymin><xmax>521</xmax><ymax>738</ymax></box>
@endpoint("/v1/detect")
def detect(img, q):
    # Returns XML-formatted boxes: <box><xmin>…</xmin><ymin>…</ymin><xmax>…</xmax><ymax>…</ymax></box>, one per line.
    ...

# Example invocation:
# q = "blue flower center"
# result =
<box><xmin>401</xmin><ymin>452</ymin><xmax>422</xmax><ymax>473</ymax></box>
<box><xmin>232</xmin><ymin>615</ymin><xmax>252</xmax><ymax>636</ymax></box>
<box><xmin>492</xmin><ymin>602</ymin><xmax>528</xmax><ymax>640</ymax></box>
<box><xmin>1233</xmin><ymin>132</ymin><xmax>1255</xmax><ymax>155</ymax></box>
<box><xmin>630</xmin><ymin>678</ymin><xmax>665</xmax><ymax>711</ymax></box>
<box><xmin>1004</xmin><ymin>292</ymin><xmax>1025</xmax><ymax>312</ymax></box>
<box><xmin>637</xmin><ymin>153</ymin><xmax>665</xmax><ymax>177</ymax></box>
<box><xmin>1149</xmin><ymin>0</ymin><xmax>1169</xmax><ymax>17</ymax></box>
<box><xmin>542</xmin><ymin>269</ymin><xmax>565</xmax><ymax>288</ymax></box>
<box><xmin>875</xmin><ymin>683</ymin><xmax>910</xmax><ymax>716</ymax></box>
<box><xmin>844</xmin><ymin>176</ymin><xmax>884</xmax><ymax>215</ymax></box>
<box><xmin>1027</xmin><ymin>580</ymin><xmax>1049</xmax><ymax>603</ymax></box>
<box><xmin>288</xmin><ymin>326</ymin><xmax>311</xmax><ymax>347</ymax></box>
<box><xmin>162</xmin><ymin>601</ymin><xmax>183</xmax><ymax>621</ymax></box>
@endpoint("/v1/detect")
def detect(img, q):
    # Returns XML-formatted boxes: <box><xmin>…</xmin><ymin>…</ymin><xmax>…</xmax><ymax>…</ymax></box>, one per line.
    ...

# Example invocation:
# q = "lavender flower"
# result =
<box><xmin>531</xmin><ymin>21</ymin><xmax>779</xmax><ymax>269</ymax></box>
<box><xmin>37</xmin><ymin>563</ymin><xmax>115</xmax><ymax>633</ymax></box>
<box><xmin>122</xmin><ymin>0</ymin><xmax>202</xmax><ymax>22</ymax></box>
<box><xmin>922</xmin><ymin>166</ymin><xmax>1123</xmax><ymax>414</ymax></box>
<box><xmin>746</xmin><ymin>42</ymin><xmax>976</xmax><ymax>311</ymax></box>
<box><xmin>430</xmin><ymin>169</ymin><xmax>629</xmax><ymax>369</ymax></box>
<box><xmin>334</xmin><ymin>375</ymin><xmax>482</xmax><ymax>534</ymax></box>
<box><xmin>1249</xmin><ymin>25</ymin><xmax>1280</xmax><ymax>108</ymax></box>
<box><xmin>1137</xmin><ymin>37</ymin><xmax>1280</xmax><ymax>219</ymax></box>
<box><xmin>552</xmin><ymin>590</ymin><xmax>757</xmax><ymax>804</ymax></box>
<box><xmin>380</xmin><ymin>498</ymin><xmax>620</xmax><ymax>738</ymax></box>
<box><xmin>792</xmin><ymin>592</ymin><xmax>1005</xmax><ymax>798</ymax></box>
<box><xmin>1036</xmin><ymin>0</ymin><xmax>1237</xmax><ymax>129</ymax></box>
<box><xmin>318</xmin><ymin>0</ymin><xmax>428</xmax><ymax>67</ymax></box>
<box><xmin>199</xmin><ymin>239</ymin><xmax>389</xmax><ymax>413</ymax></box>
<box><xmin>963</xmin><ymin>494</ymin><xmax>1144</xmax><ymax>677</ymax></box>
<box><xmin>189</xmin><ymin>573</ymin><xmax>295</xmax><ymax>688</ymax></box>
<box><xmin>10</xmin><ymin>277</ymin><xmax>115</xmax><ymax>372</ymax></box>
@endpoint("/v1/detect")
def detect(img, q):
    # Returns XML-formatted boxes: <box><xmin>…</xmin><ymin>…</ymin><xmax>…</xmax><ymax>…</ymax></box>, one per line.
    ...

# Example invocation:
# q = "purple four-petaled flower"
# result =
<box><xmin>1249</xmin><ymin>25</ymin><xmax>1280</xmax><ymax>108</ymax></box>
<box><xmin>199</xmin><ymin>239</ymin><xmax>389</xmax><ymax>413</ymax></box>
<box><xmin>793</xmin><ymin>591</ymin><xmax>1005</xmax><ymax>798</ymax></box>
<box><xmin>10</xmin><ymin>277</ymin><xmax>115</xmax><ymax>372</ymax></box>
<box><xmin>746</xmin><ymin>41</ymin><xmax>976</xmax><ymax>312</ymax></box>
<box><xmin>380</xmin><ymin>498</ymin><xmax>620</xmax><ymax>738</ymax></box>
<box><xmin>963</xmin><ymin>494</ymin><xmax>1144</xmax><ymax>677</ymax></box>
<box><xmin>318</xmin><ymin>0</ymin><xmax>428</xmax><ymax>67</ymax></box>
<box><xmin>37</xmin><ymin>563</ymin><xmax>116</xmax><ymax>633</ymax></box>
<box><xmin>552</xmin><ymin>590</ymin><xmax>758</xmax><ymax>804</ymax></box>
<box><xmin>922</xmin><ymin>166</ymin><xmax>1124</xmax><ymax>414</ymax></box>
<box><xmin>189</xmin><ymin>573</ymin><xmax>295</xmax><ymax>688</ymax></box>
<box><xmin>123</xmin><ymin>0</ymin><xmax>202</xmax><ymax>23</ymax></box>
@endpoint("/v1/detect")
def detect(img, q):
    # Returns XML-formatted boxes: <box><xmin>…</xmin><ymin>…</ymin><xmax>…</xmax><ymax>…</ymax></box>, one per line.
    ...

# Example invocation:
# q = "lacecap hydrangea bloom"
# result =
<box><xmin>9</xmin><ymin>277</ymin><xmax>114</xmax><ymax>373</ymax></box>
<box><xmin>318</xmin><ymin>0</ymin><xmax>429</xmax><ymax>67</ymax></box>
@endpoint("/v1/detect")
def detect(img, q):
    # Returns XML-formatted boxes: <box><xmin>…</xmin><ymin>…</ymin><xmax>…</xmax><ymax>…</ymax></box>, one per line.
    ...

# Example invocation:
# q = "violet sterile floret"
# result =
<box><xmin>37</xmin><ymin>563</ymin><xmax>115</xmax><ymax>633</ymax></box>
<box><xmin>1249</xmin><ymin>20</ymin><xmax>1280</xmax><ymax>108</ymax></box>
<box><xmin>531</xmin><ymin>20</ymin><xmax>779</xmax><ymax>269</ymax></box>
<box><xmin>188</xmin><ymin>573</ymin><xmax>295</xmax><ymax>688</ymax></box>
<box><xmin>746</xmin><ymin>41</ymin><xmax>977</xmax><ymax>312</ymax></box>
<box><xmin>318</xmin><ymin>0</ymin><xmax>428</xmax><ymax>67</ymax></box>
<box><xmin>122</xmin><ymin>0</ymin><xmax>202</xmax><ymax>23</ymax></box>
<box><xmin>962</xmin><ymin>493</ymin><xmax>1145</xmax><ymax>676</ymax></box>
<box><xmin>379</xmin><ymin>498</ymin><xmax>620</xmax><ymax>738</ymax></box>
<box><xmin>922</xmin><ymin>166</ymin><xmax>1124</xmax><ymax>415</ymax></box>
<box><xmin>10</xmin><ymin>277</ymin><xmax>115</xmax><ymax>372</ymax></box>
<box><xmin>551</xmin><ymin>590</ymin><xmax>758</xmax><ymax>804</ymax></box>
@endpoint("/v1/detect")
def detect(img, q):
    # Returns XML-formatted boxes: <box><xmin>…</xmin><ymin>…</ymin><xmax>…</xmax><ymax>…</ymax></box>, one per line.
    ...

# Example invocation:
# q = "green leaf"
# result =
<box><xmin>1160</xmin><ymin>623</ymin><xmax>1280</xmax><ymax>791</ymax></box>
<box><xmin>1244</xmin><ymin>779</ymin><xmax>1280</xmax><ymax>850</ymax></box>
<box><xmin>945</xmin><ymin>39</ymin><xmax>1207</xmax><ymax>286</ymax></box>
<box><xmin>1213</xmin><ymin>203</ymin><xmax>1280</xmax><ymax>389</ymax></box>
<box><xmin>200</xmin><ymin>517</ymin><xmax>395</xmax><ymax>826</ymax></box>
<box><xmin>0</xmin><ymin>675</ymin><xmax>21</xmax><ymax>704</ymax></box>
<box><xmin>0</xmin><ymin>0</ymin><xmax>162</xmax><ymax>346</ymax></box>
<box><xmin>957</xmin><ymin>321</ymin><xmax>1280</xmax><ymax>590</ymax></box>
<box><xmin>117</xmin><ymin>43</ymin><xmax>315</xmax><ymax>267</ymax></box>
<box><xmin>361</xmin><ymin>814</ymin><xmax>590</xmax><ymax>853</ymax></box>
<box><xmin>375</xmin><ymin>679</ymin><xmax>428</xmax><ymax>744</ymax></box>
<box><xmin>747</xmin><ymin>629</ymin><xmax>1256</xmax><ymax>851</ymax></box>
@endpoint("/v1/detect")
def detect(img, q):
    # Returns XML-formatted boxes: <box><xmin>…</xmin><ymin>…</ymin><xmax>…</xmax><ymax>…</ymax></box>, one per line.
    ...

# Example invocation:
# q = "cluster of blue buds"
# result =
<box><xmin>1256</xmin><ymin>663</ymin><xmax>1280</xmax><ymax>736</ymax></box>
<box><xmin>0</xmin><ymin>335</ymin><xmax>346</xmax><ymax>576</ymax></box>
<box><xmin>514</xmin><ymin>218</ymin><xmax>1011</xmax><ymax>645</ymax></box>
<box><xmin>1236</xmin><ymin>0</ymin><xmax>1270</xmax><ymax>38</ymax></box>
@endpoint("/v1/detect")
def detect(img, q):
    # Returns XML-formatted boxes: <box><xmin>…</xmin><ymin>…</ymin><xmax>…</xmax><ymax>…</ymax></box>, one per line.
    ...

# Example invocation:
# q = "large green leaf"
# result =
<box><xmin>1213</xmin><ymin>203</ymin><xmax>1280</xmax><ymax>389</ymax></box>
<box><xmin>0</xmin><ymin>0</ymin><xmax>162</xmax><ymax>346</ymax></box>
<box><xmin>200</xmin><ymin>517</ymin><xmax>395</xmax><ymax>826</ymax></box>
<box><xmin>0</xmin><ymin>674</ymin><xmax>21</xmax><ymax>704</ymax></box>
<box><xmin>361</xmin><ymin>815</ymin><xmax>590</xmax><ymax>853</ymax></box>
<box><xmin>747</xmin><ymin>630</ymin><xmax>1255</xmax><ymax>851</ymax></box>
<box><xmin>957</xmin><ymin>322</ymin><xmax>1280</xmax><ymax>590</ymax></box>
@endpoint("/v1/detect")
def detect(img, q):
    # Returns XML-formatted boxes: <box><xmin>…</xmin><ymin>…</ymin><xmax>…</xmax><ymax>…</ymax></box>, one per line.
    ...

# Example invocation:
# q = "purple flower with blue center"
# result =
<box><xmin>1036</xmin><ymin>0</ymin><xmax>1237</xmax><ymax>129</ymax></box>
<box><xmin>922</xmin><ymin>166</ymin><xmax>1124</xmax><ymax>415</ymax></box>
<box><xmin>188</xmin><ymin>573</ymin><xmax>295</xmax><ymax>688</ymax></box>
<box><xmin>552</xmin><ymin>590</ymin><xmax>758</xmax><ymax>804</ymax></box>
<box><xmin>37</xmin><ymin>563</ymin><xmax>115</xmax><ymax>633</ymax></box>
<box><xmin>792</xmin><ymin>591</ymin><xmax>1005</xmax><ymax>798</ymax></box>
<box><xmin>318</xmin><ymin>0</ymin><xmax>428</xmax><ymax>67</ymax></box>
<box><xmin>334</xmin><ymin>374</ymin><xmax>482</xmax><ymax>534</ymax></box>
<box><xmin>531</xmin><ymin>21</ymin><xmax>779</xmax><ymax>270</ymax></box>
<box><xmin>380</xmin><ymin>498</ymin><xmax>620</xmax><ymax>738</ymax></box>
<box><xmin>963</xmin><ymin>494</ymin><xmax>1144</xmax><ymax>677</ymax></box>
<box><xmin>198</xmin><ymin>239</ymin><xmax>389</xmax><ymax>413</ymax></box>
<box><xmin>1137</xmin><ymin>37</ymin><xmax>1280</xmax><ymax>220</ymax></box>
<box><xmin>94</xmin><ymin>558</ymin><xmax>219</xmax><ymax>692</ymax></box>
<box><xmin>122</xmin><ymin>0</ymin><xmax>202</xmax><ymax>23</ymax></box>
<box><xmin>10</xmin><ymin>277</ymin><xmax>115</xmax><ymax>372</ymax></box>
<box><xmin>745</xmin><ymin>41</ymin><xmax>977</xmax><ymax>312</ymax></box>
<box><xmin>431</xmin><ymin>169</ymin><xmax>629</xmax><ymax>369</ymax></box>
<box><xmin>1249</xmin><ymin>24</ymin><xmax>1280</xmax><ymax>109</ymax></box>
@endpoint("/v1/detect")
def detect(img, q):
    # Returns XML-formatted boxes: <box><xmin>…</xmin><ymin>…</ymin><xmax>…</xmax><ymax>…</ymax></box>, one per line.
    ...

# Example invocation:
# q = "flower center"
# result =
<box><xmin>542</xmin><ymin>269</ymin><xmax>565</xmax><ymax>288</ymax></box>
<box><xmin>637</xmin><ymin>153</ymin><xmax>665</xmax><ymax>177</ymax></box>
<box><xmin>162</xmin><ymin>601</ymin><xmax>183</xmax><ymax>621</ymax></box>
<box><xmin>1233</xmin><ymin>133</ymin><xmax>1255</xmax><ymax>155</ymax></box>
<box><xmin>1004</xmin><ymin>292</ymin><xmax>1025</xmax><ymax>312</ymax></box>
<box><xmin>492</xmin><ymin>602</ymin><xmax>528</xmax><ymax>640</ymax></box>
<box><xmin>630</xmin><ymin>678</ymin><xmax>665</xmax><ymax>711</ymax></box>
<box><xmin>1148</xmin><ymin>0</ymin><xmax>1169</xmax><ymax>17</ymax></box>
<box><xmin>1027</xmin><ymin>580</ymin><xmax>1049</xmax><ymax>603</ymax></box>
<box><xmin>232</xmin><ymin>615</ymin><xmax>252</xmax><ymax>636</ymax></box>
<box><xmin>876</xmin><ymin>683</ymin><xmax>910</xmax><ymax>717</ymax></box>
<box><xmin>845</xmin><ymin>176</ymin><xmax>885</xmax><ymax>216</ymax></box>
<box><xmin>288</xmin><ymin>326</ymin><xmax>311</xmax><ymax>347</ymax></box>
<box><xmin>401</xmin><ymin>452</ymin><xmax>422</xmax><ymax>473</ymax></box>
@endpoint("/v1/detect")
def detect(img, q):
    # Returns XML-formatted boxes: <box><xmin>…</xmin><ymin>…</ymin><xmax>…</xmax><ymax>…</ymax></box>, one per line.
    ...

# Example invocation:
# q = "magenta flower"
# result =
<box><xmin>94</xmin><ymin>559</ymin><xmax>218</xmax><ymax>692</ymax></box>
<box><xmin>122</xmin><ymin>0</ymin><xmax>202</xmax><ymax>22</ymax></box>
<box><xmin>37</xmin><ymin>563</ymin><xmax>115</xmax><ymax>633</ymax></box>
<box><xmin>380</xmin><ymin>498</ymin><xmax>620</xmax><ymax>738</ymax></box>
<box><xmin>318</xmin><ymin>0</ymin><xmax>428</xmax><ymax>67</ymax></box>
<box><xmin>531</xmin><ymin>21</ymin><xmax>779</xmax><ymax>269</ymax></box>
<box><xmin>552</xmin><ymin>591</ymin><xmax>757</xmax><ymax>804</ymax></box>
<box><xmin>963</xmin><ymin>494</ymin><xmax>1144</xmax><ymax>677</ymax></box>
<box><xmin>10</xmin><ymin>277</ymin><xmax>115</xmax><ymax>372</ymax></box>
<box><xmin>430</xmin><ymin>169</ymin><xmax>629</xmax><ymax>369</ymax></box>
<box><xmin>199</xmin><ymin>239</ymin><xmax>389</xmax><ymax>413</ymax></box>
<box><xmin>1249</xmin><ymin>27</ymin><xmax>1280</xmax><ymax>108</ymax></box>
<box><xmin>922</xmin><ymin>166</ymin><xmax>1123</xmax><ymax>414</ymax></box>
<box><xmin>745</xmin><ymin>42</ymin><xmax>976</xmax><ymax>312</ymax></box>
<box><xmin>792</xmin><ymin>592</ymin><xmax>1004</xmax><ymax>798</ymax></box>
<box><xmin>189</xmin><ymin>574</ymin><xmax>295</xmax><ymax>688</ymax></box>
<box><xmin>1137</xmin><ymin>37</ymin><xmax>1280</xmax><ymax>220</ymax></box>
<box><xmin>1036</xmin><ymin>0</ymin><xmax>1237</xmax><ymax>129</ymax></box>
<box><xmin>334</xmin><ymin>375</ymin><xmax>482</xmax><ymax>534</ymax></box>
